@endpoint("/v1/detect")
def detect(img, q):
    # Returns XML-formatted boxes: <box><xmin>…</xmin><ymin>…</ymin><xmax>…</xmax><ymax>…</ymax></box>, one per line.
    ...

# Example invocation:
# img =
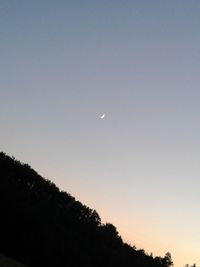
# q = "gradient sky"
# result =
<box><xmin>1</xmin><ymin>1</ymin><xmax>200</xmax><ymax>266</ymax></box>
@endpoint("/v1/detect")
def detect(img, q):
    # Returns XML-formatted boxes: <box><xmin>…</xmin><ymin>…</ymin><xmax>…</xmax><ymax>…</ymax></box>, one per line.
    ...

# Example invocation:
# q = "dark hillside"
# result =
<box><xmin>0</xmin><ymin>152</ymin><xmax>173</xmax><ymax>267</ymax></box>
<box><xmin>0</xmin><ymin>254</ymin><xmax>29</xmax><ymax>267</ymax></box>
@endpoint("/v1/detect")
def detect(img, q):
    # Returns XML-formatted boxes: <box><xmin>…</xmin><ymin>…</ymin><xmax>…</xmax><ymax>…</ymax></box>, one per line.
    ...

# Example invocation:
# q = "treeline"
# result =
<box><xmin>0</xmin><ymin>152</ymin><xmax>173</xmax><ymax>267</ymax></box>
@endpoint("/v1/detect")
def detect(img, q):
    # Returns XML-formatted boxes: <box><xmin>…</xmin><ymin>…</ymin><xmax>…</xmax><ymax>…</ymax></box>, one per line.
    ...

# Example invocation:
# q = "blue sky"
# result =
<box><xmin>1</xmin><ymin>1</ymin><xmax>200</xmax><ymax>266</ymax></box>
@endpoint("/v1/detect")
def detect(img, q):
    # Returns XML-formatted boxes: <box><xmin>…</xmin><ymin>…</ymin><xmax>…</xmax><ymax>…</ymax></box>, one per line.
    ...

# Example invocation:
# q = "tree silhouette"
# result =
<box><xmin>0</xmin><ymin>152</ymin><xmax>173</xmax><ymax>267</ymax></box>
<box><xmin>161</xmin><ymin>252</ymin><xmax>173</xmax><ymax>267</ymax></box>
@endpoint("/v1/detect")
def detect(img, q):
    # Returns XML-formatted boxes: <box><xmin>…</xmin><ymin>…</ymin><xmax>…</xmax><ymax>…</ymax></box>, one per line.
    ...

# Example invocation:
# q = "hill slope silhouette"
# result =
<box><xmin>0</xmin><ymin>254</ymin><xmax>29</xmax><ymax>267</ymax></box>
<box><xmin>0</xmin><ymin>152</ymin><xmax>173</xmax><ymax>267</ymax></box>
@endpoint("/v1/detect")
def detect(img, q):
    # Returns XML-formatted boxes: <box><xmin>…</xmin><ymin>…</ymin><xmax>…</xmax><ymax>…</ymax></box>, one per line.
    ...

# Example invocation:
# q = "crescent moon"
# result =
<box><xmin>100</xmin><ymin>114</ymin><xmax>105</xmax><ymax>119</ymax></box>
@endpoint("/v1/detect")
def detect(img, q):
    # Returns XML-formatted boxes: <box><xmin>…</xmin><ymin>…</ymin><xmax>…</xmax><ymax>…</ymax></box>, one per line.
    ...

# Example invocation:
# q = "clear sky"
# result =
<box><xmin>1</xmin><ymin>1</ymin><xmax>200</xmax><ymax>266</ymax></box>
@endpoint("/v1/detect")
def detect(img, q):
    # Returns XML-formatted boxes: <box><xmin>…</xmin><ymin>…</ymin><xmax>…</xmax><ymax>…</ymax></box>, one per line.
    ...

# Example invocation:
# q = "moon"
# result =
<box><xmin>100</xmin><ymin>114</ymin><xmax>105</xmax><ymax>119</ymax></box>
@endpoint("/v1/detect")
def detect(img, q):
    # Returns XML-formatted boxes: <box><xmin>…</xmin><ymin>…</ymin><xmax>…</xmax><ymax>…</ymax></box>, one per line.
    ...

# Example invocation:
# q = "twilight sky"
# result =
<box><xmin>1</xmin><ymin>1</ymin><xmax>200</xmax><ymax>266</ymax></box>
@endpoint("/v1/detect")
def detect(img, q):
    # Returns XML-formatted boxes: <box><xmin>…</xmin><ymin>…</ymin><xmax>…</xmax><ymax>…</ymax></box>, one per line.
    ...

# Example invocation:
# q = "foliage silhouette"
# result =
<box><xmin>0</xmin><ymin>152</ymin><xmax>173</xmax><ymax>267</ymax></box>
<box><xmin>0</xmin><ymin>254</ymin><xmax>29</xmax><ymax>267</ymax></box>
